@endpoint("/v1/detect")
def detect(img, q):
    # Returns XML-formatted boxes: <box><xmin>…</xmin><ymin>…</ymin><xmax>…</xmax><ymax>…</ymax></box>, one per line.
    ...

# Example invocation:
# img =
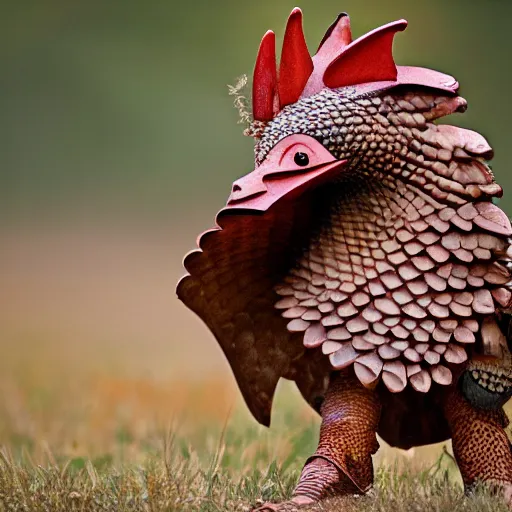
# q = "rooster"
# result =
<box><xmin>178</xmin><ymin>9</ymin><xmax>512</xmax><ymax>510</ymax></box>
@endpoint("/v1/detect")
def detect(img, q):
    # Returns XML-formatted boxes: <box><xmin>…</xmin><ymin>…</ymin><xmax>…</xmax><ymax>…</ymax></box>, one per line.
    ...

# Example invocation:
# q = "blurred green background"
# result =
<box><xmin>2</xmin><ymin>0</ymin><xmax>512</xmax><ymax>225</ymax></box>
<box><xmin>1</xmin><ymin>0</ymin><xmax>512</xmax><ymax>449</ymax></box>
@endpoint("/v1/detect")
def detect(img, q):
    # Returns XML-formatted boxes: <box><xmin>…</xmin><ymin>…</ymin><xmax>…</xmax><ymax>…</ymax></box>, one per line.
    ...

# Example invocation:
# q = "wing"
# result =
<box><xmin>177</xmin><ymin>198</ymin><xmax>330</xmax><ymax>425</ymax></box>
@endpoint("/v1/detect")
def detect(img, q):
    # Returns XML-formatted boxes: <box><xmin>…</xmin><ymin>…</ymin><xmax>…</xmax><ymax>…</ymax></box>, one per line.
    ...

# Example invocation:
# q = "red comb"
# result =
<box><xmin>302</xmin><ymin>13</ymin><xmax>352</xmax><ymax>98</ymax></box>
<box><xmin>278</xmin><ymin>8</ymin><xmax>314</xmax><ymax>109</ymax></box>
<box><xmin>317</xmin><ymin>13</ymin><xmax>352</xmax><ymax>56</ymax></box>
<box><xmin>252</xmin><ymin>11</ymin><xmax>458</xmax><ymax>122</ymax></box>
<box><xmin>324</xmin><ymin>20</ymin><xmax>407</xmax><ymax>89</ymax></box>
<box><xmin>252</xmin><ymin>30</ymin><xmax>278</xmax><ymax>122</ymax></box>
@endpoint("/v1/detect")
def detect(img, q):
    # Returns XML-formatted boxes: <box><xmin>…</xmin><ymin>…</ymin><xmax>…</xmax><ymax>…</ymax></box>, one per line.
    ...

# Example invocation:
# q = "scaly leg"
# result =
<box><xmin>255</xmin><ymin>370</ymin><xmax>381</xmax><ymax>510</ymax></box>
<box><xmin>444</xmin><ymin>388</ymin><xmax>512</xmax><ymax>507</ymax></box>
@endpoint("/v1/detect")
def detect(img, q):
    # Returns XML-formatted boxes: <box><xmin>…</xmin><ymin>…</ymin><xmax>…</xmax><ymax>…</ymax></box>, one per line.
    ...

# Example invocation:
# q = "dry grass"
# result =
<box><xmin>0</xmin><ymin>363</ymin><xmax>510</xmax><ymax>512</ymax></box>
<box><xmin>0</xmin><ymin>225</ymin><xmax>511</xmax><ymax>511</ymax></box>
<box><xmin>0</xmin><ymin>440</ymin><xmax>509</xmax><ymax>511</ymax></box>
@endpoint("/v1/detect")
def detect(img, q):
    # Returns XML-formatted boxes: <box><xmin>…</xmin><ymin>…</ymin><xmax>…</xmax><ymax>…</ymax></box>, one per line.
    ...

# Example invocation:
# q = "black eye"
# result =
<box><xmin>294</xmin><ymin>152</ymin><xmax>309</xmax><ymax>167</ymax></box>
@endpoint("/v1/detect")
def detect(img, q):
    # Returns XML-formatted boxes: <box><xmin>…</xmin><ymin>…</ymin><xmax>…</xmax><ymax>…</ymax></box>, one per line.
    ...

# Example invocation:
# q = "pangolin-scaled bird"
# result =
<box><xmin>177</xmin><ymin>9</ymin><xmax>512</xmax><ymax>509</ymax></box>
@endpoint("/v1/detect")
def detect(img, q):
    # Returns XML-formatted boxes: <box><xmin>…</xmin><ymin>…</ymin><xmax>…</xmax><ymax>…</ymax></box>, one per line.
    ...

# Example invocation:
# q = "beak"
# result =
<box><xmin>226</xmin><ymin>158</ymin><xmax>348</xmax><ymax>212</ymax></box>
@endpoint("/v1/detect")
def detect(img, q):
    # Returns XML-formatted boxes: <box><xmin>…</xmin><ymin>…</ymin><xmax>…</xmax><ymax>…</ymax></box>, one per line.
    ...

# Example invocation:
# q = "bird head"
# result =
<box><xmin>227</xmin><ymin>9</ymin><xmax>463</xmax><ymax>212</ymax></box>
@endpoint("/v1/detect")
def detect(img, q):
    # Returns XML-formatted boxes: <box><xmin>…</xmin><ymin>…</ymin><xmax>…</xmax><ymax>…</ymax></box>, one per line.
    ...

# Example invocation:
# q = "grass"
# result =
<box><xmin>0</xmin><ymin>443</ymin><xmax>509</xmax><ymax>511</ymax></box>
<box><xmin>1</xmin><ymin>227</ymin><xmax>511</xmax><ymax>511</ymax></box>
<box><xmin>0</xmin><ymin>359</ymin><xmax>510</xmax><ymax>512</ymax></box>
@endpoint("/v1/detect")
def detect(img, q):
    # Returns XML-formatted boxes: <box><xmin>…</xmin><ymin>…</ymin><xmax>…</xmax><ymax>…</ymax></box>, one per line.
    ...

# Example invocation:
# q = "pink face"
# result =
<box><xmin>226</xmin><ymin>134</ymin><xmax>348</xmax><ymax>212</ymax></box>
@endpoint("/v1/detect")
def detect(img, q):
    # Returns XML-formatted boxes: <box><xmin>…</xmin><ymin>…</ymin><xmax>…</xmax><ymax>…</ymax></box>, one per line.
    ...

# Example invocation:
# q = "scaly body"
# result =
<box><xmin>178</xmin><ymin>10</ymin><xmax>512</xmax><ymax>510</ymax></box>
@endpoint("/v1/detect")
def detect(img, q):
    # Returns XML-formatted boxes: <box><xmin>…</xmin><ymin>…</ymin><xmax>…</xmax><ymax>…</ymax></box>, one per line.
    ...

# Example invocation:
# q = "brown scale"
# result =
<box><xmin>445</xmin><ymin>388</ymin><xmax>512</xmax><ymax>490</ymax></box>
<box><xmin>179</xmin><ymin>15</ymin><xmax>512</xmax><ymax>511</ymax></box>
<box><xmin>275</xmin><ymin>91</ymin><xmax>512</xmax><ymax>393</ymax></box>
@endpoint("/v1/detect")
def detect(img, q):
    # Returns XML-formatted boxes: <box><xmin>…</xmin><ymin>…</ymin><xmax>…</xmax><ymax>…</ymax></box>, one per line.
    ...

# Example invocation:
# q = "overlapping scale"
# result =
<box><xmin>274</xmin><ymin>91</ymin><xmax>512</xmax><ymax>393</ymax></box>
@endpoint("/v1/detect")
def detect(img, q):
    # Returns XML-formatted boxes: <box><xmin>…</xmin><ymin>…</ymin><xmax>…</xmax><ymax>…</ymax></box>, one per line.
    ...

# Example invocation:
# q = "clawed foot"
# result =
<box><xmin>253</xmin><ymin>496</ymin><xmax>315</xmax><ymax>511</ymax></box>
